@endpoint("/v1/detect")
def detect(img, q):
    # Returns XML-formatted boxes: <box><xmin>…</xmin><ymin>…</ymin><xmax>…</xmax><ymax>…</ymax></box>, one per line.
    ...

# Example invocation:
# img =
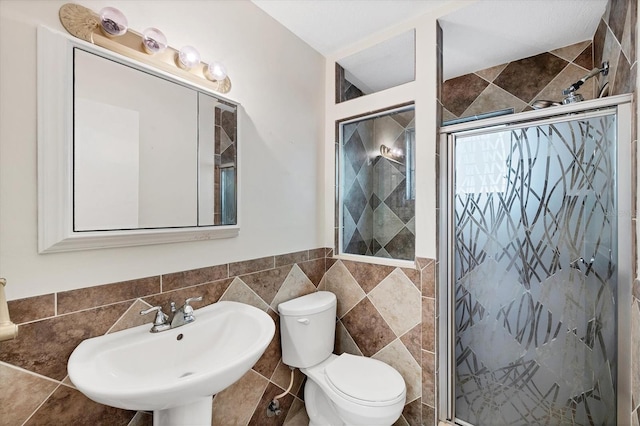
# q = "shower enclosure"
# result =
<box><xmin>439</xmin><ymin>96</ymin><xmax>633</xmax><ymax>425</ymax></box>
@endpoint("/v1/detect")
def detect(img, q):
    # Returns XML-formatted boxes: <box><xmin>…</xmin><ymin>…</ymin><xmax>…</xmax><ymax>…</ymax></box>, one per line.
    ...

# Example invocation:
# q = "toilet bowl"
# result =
<box><xmin>278</xmin><ymin>291</ymin><xmax>406</xmax><ymax>426</ymax></box>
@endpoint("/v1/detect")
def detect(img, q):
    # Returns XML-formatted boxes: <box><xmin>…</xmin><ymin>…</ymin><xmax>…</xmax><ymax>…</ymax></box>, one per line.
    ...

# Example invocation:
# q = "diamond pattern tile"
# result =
<box><xmin>341</xmin><ymin>297</ymin><xmax>396</xmax><ymax>357</ymax></box>
<box><xmin>343</xmin><ymin>129</ymin><xmax>367</xmax><ymax>175</ymax></box>
<box><xmin>369</xmin><ymin>269</ymin><xmax>421</xmax><ymax>337</ymax></box>
<box><xmin>373</xmin><ymin>203</ymin><xmax>404</xmax><ymax>247</ymax></box>
<box><xmin>373</xmin><ymin>339</ymin><xmax>422</xmax><ymax>402</ymax></box>
<box><xmin>319</xmin><ymin>261</ymin><xmax>366</xmax><ymax>318</ymax></box>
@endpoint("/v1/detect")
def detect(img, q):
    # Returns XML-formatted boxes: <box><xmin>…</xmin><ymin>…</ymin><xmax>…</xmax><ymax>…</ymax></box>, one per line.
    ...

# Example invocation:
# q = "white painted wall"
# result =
<box><xmin>323</xmin><ymin>1</ymin><xmax>469</xmax><ymax>262</ymax></box>
<box><xmin>0</xmin><ymin>0</ymin><xmax>325</xmax><ymax>300</ymax></box>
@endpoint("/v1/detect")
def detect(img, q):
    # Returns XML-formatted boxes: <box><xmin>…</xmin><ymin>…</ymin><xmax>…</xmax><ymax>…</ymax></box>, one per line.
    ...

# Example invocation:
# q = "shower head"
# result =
<box><xmin>561</xmin><ymin>61</ymin><xmax>609</xmax><ymax>104</ymax></box>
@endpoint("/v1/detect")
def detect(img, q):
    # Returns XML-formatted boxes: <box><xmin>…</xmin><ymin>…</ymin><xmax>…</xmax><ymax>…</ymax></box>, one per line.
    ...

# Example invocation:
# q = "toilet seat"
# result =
<box><xmin>324</xmin><ymin>353</ymin><xmax>405</xmax><ymax>407</ymax></box>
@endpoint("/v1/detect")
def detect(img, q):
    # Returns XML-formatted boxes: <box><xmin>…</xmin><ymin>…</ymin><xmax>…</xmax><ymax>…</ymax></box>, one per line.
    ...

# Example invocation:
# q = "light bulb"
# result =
<box><xmin>205</xmin><ymin>61</ymin><xmax>227</xmax><ymax>81</ymax></box>
<box><xmin>141</xmin><ymin>28</ymin><xmax>167</xmax><ymax>55</ymax></box>
<box><xmin>176</xmin><ymin>46</ymin><xmax>201</xmax><ymax>70</ymax></box>
<box><xmin>99</xmin><ymin>7</ymin><xmax>128</xmax><ymax>37</ymax></box>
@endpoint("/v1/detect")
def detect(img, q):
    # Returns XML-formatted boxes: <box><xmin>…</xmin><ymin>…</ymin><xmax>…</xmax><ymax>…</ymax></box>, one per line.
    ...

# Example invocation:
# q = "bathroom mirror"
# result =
<box><xmin>336</xmin><ymin>30</ymin><xmax>415</xmax><ymax>103</ymax></box>
<box><xmin>338</xmin><ymin>105</ymin><xmax>415</xmax><ymax>261</ymax></box>
<box><xmin>38</xmin><ymin>26</ymin><xmax>240</xmax><ymax>252</ymax></box>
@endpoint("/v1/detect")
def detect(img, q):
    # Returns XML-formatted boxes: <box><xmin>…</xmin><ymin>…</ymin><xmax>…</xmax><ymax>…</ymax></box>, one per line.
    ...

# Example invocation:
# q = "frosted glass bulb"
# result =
<box><xmin>142</xmin><ymin>28</ymin><xmax>167</xmax><ymax>55</ymax></box>
<box><xmin>99</xmin><ymin>7</ymin><xmax>128</xmax><ymax>37</ymax></box>
<box><xmin>205</xmin><ymin>61</ymin><xmax>227</xmax><ymax>81</ymax></box>
<box><xmin>177</xmin><ymin>46</ymin><xmax>201</xmax><ymax>70</ymax></box>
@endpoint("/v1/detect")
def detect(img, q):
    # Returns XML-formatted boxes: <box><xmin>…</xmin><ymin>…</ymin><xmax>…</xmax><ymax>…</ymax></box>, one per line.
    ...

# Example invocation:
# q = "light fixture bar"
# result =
<box><xmin>58</xmin><ymin>3</ymin><xmax>231</xmax><ymax>94</ymax></box>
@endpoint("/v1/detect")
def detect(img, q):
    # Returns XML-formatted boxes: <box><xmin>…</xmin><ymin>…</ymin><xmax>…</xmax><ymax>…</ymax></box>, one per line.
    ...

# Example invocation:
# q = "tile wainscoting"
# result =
<box><xmin>0</xmin><ymin>249</ymin><xmax>437</xmax><ymax>426</ymax></box>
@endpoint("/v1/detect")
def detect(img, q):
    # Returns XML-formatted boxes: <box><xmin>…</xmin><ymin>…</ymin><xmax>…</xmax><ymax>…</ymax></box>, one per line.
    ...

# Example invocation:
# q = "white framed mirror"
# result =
<box><xmin>37</xmin><ymin>26</ymin><xmax>240</xmax><ymax>253</ymax></box>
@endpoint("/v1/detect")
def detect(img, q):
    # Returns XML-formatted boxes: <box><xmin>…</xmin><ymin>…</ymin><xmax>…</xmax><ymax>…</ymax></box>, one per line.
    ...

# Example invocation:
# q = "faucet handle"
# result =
<box><xmin>185</xmin><ymin>296</ymin><xmax>203</xmax><ymax>306</ymax></box>
<box><xmin>182</xmin><ymin>296</ymin><xmax>202</xmax><ymax>322</ymax></box>
<box><xmin>140</xmin><ymin>306</ymin><xmax>169</xmax><ymax>326</ymax></box>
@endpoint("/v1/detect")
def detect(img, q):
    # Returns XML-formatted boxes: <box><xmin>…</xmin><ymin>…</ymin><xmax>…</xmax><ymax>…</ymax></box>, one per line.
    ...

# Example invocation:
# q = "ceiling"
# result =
<box><xmin>251</xmin><ymin>0</ymin><xmax>608</xmax><ymax>82</ymax></box>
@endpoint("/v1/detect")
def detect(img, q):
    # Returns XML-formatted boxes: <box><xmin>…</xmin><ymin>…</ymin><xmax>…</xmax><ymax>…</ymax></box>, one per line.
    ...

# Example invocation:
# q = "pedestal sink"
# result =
<box><xmin>68</xmin><ymin>301</ymin><xmax>275</xmax><ymax>426</ymax></box>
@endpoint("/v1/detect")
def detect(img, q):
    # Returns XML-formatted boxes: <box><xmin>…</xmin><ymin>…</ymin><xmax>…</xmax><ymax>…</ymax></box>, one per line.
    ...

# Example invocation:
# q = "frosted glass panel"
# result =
<box><xmin>453</xmin><ymin>113</ymin><xmax>617</xmax><ymax>425</ymax></box>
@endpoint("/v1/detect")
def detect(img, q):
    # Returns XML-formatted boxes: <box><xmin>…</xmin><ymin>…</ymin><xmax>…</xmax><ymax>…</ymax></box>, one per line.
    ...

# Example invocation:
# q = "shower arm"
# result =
<box><xmin>562</xmin><ymin>62</ymin><xmax>609</xmax><ymax>96</ymax></box>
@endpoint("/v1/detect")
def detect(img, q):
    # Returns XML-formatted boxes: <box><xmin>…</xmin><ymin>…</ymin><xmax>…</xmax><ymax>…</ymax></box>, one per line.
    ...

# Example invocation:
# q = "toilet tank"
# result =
<box><xmin>278</xmin><ymin>291</ymin><xmax>336</xmax><ymax>368</ymax></box>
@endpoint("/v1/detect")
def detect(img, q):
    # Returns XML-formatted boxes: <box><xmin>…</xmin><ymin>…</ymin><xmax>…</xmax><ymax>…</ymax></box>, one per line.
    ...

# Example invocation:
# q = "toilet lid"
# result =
<box><xmin>324</xmin><ymin>353</ymin><xmax>405</xmax><ymax>405</ymax></box>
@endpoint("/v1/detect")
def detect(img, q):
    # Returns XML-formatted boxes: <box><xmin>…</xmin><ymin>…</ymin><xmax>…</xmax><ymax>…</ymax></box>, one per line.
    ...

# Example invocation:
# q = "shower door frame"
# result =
<box><xmin>437</xmin><ymin>94</ymin><xmax>633</xmax><ymax>425</ymax></box>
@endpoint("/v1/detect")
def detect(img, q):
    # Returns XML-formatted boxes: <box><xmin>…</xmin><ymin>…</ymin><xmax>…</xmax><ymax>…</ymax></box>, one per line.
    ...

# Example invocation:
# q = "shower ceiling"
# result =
<box><xmin>251</xmin><ymin>0</ymin><xmax>608</xmax><ymax>81</ymax></box>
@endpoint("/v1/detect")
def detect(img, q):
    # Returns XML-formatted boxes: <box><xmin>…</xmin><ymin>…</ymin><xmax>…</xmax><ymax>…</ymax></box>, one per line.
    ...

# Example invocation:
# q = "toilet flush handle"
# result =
<box><xmin>297</xmin><ymin>318</ymin><xmax>310</xmax><ymax>325</ymax></box>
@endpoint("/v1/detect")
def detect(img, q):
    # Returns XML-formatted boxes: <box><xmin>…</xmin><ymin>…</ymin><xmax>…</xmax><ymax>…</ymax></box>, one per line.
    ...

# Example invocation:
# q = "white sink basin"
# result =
<box><xmin>68</xmin><ymin>301</ymin><xmax>275</xmax><ymax>425</ymax></box>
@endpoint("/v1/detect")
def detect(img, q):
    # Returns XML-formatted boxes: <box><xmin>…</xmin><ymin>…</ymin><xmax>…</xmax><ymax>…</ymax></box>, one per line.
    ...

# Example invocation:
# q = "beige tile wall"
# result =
<box><xmin>0</xmin><ymin>249</ymin><xmax>436</xmax><ymax>426</ymax></box>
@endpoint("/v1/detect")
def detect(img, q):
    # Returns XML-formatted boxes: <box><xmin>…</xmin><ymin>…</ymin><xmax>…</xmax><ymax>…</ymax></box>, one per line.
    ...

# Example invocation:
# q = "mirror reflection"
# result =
<box><xmin>339</xmin><ymin>105</ymin><xmax>415</xmax><ymax>260</ymax></box>
<box><xmin>336</xmin><ymin>30</ymin><xmax>415</xmax><ymax>103</ymax></box>
<box><xmin>73</xmin><ymin>49</ymin><xmax>237</xmax><ymax>231</ymax></box>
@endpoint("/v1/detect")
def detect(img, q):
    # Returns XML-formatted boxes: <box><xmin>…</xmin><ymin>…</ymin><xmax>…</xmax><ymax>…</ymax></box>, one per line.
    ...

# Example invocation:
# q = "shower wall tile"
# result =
<box><xmin>442</xmin><ymin>40</ymin><xmax>594</xmax><ymax>123</ymax></box>
<box><xmin>474</xmin><ymin>63</ymin><xmax>507</xmax><ymax>83</ymax></box>
<box><xmin>493</xmin><ymin>52</ymin><xmax>569</xmax><ymax>103</ymax></box>
<box><xmin>574</xmin><ymin>44</ymin><xmax>594</xmax><ymax>70</ymax></box>
<box><xmin>535</xmin><ymin>63</ymin><xmax>597</xmax><ymax>103</ymax></box>
<box><xmin>442</xmin><ymin>73</ymin><xmax>489</xmax><ymax>116</ymax></box>
<box><xmin>608</xmin><ymin>0</ymin><xmax>628</xmax><ymax>42</ymax></box>
<box><xmin>551</xmin><ymin>40</ymin><xmax>591</xmax><ymax>63</ymax></box>
<box><xmin>461</xmin><ymin>83</ymin><xmax>528</xmax><ymax>118</ymax></box>
<box><xmin>1</xmin><ymin>248</ymin><xmax>332</xmax><ymax>425</ymax></box>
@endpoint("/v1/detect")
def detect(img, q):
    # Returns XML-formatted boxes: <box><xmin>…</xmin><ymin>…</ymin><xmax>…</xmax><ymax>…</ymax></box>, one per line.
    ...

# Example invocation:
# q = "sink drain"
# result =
<box><xmin>179</xmin><ymin>372</ymin><xmax>194</xmax><ymax>378</ymax></box>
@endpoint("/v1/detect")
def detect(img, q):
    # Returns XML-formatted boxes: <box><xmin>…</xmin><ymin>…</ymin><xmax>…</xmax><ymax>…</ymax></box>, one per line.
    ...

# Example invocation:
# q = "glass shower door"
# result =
<box><xmin>451</xmin><ymin>110</ymin><xmax>618</xmax><ymax>425</ymax></box>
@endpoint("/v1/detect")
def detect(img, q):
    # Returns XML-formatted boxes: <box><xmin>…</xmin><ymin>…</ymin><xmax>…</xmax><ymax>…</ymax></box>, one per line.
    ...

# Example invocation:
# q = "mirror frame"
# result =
<box><xmin>37</xmin><ymin>26</ymin><xmax>241</xmax><ymax>253</ymax></box>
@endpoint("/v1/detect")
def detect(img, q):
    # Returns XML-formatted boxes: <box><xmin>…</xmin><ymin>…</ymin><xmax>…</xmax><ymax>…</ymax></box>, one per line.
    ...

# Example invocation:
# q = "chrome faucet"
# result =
<box><xmin>170</xmin><ymin>296</ymin><xmax>203</xmax><ymax>328</ymax></box>
<box><xmin>140</xmin><ymin>305</ymin><xmax>171</xmax><ymax>333</ymax></box>
<box><xmin>140</xmin><ymin>296</ymin><xmax>203</xmax><ymax>333</ymax></box>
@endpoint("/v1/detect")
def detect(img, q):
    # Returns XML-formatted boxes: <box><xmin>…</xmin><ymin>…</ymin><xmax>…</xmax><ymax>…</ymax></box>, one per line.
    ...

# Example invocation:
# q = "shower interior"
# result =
<box><xmin>439</xmin><ymin>96</ymin><xmax>633</xmax><ymax>426</ymax></box>
<box><xmin>339</xmin><ymin>106</ymin><xmax>416</xmax><ymax>261</ymax></box>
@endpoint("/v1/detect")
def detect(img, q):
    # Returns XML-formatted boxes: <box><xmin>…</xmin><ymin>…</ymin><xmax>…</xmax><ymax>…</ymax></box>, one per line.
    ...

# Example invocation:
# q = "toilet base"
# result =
<box><xmin>305</xmin><ymin>379</ymin><xmax>345</xmax><ymax>426</ymax></box>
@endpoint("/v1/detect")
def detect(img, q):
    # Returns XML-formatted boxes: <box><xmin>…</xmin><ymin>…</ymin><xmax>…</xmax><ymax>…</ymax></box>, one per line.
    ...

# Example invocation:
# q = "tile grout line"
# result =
<box><xmin>20</xmin><ymin>382</ymin><xmax>63</xmax><ymax>426</ymax></box>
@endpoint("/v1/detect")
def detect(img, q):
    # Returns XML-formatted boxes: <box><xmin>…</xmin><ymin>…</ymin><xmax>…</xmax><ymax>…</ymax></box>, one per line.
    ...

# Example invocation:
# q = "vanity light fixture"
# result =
<box><xmin>98</xmin><ymin>7</ymin><xmax>128</xmax><ymax>37</ymax></box>
<box><xmin>177</xmin><ymin>46</ymin><xmax>201</xmax><ymax>70</ymax></box>
<box><xmin>58</xmin><ymin>3</ymin><xmax>232</xmax><ymax>94</ymax></box>
<box><xmin>141</xmin><ymin>27</ymin><xmax>167</xmax><ymax>55</ymax></box>
<box><xmin>205</xmin><ymin>61</ymin><xmax>227</xmax><ymax>82</ymax></box>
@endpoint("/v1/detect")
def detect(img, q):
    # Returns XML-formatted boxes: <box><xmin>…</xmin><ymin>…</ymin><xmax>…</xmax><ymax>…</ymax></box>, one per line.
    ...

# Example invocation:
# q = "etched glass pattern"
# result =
<box><xmin>454</xmin><ymin>114</ymin><xmax>617</xmax><ymax>425</ymax></box>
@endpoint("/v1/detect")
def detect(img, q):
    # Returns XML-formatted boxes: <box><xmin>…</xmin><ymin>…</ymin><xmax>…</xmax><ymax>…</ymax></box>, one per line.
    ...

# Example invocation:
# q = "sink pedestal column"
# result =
<box><xmin>154</xmin><ymin>396</ymin><xmax>212</xmax><ymax>426</ymax></box>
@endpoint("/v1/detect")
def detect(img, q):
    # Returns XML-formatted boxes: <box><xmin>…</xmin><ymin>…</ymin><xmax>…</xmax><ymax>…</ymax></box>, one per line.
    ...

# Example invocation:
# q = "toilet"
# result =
<box><xmin>278</xmin><ymin>291</ymin><xmax>406</xmax><ymax>426</ymax></box>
